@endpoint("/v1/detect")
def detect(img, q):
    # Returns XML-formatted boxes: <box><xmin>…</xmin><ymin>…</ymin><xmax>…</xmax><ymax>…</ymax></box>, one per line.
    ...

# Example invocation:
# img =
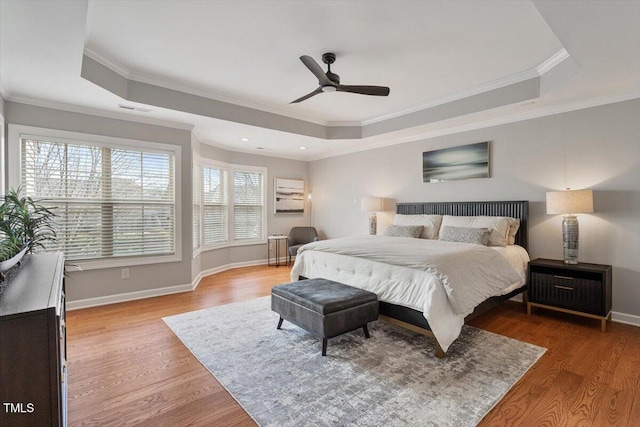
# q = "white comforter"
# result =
<box><xmin>290</xmin><ymin>236</ymin><xmax>528</xmax><ymax>352</ymax></box>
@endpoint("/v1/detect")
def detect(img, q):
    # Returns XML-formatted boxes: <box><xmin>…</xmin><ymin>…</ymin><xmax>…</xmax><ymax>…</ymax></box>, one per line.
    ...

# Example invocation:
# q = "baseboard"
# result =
<box><xmin>193</xmin><ymin>258</ymin><xmax>279</xmax><ymax>290</ymax></box>
<box><xmin>611</xmin><ymin>311</ymin><xmax>640</xmax><ymax>327</ymax></box>
<box><xmin>68</xmin><ymin>258</ymin><xmax>288</xmax><ymax>310</ymax></box>
<box><xmin>67</xmin><ymin>283</ymin><xmax>194</xmax><ymax>311</ymax></box>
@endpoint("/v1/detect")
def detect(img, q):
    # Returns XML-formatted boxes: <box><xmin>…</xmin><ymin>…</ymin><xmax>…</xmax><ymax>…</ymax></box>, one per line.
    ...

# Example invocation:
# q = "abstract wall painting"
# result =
<box><xmin>274</xmin><ymin>178</ymin><xmax>305</xmax><ymax>214</ymax></box>
<box><xmin>422</xmin><ymin>141</ymin><xmax>490</xmax><ymax>183</ymax></box>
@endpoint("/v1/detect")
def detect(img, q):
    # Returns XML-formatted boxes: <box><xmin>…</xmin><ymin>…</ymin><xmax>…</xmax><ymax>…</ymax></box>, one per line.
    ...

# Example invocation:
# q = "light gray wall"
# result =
<box><xmin>194</xmin><ymin>139</ymin><xmax>310</xmax><ymax>273</ymax></box>
<box><xmin>310</xmin><ymin>99</ymin><xmax>640</xmax><ymax>317</ymax></box>
<box><xmin>5</xmin><ymin>102</ymin><xmax>194</xmax><ymax>301</ymax></box>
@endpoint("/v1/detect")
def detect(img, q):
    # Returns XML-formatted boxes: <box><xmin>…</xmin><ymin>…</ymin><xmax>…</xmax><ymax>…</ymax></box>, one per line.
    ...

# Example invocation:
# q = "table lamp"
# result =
<box><xmin>546</xmin><ymin>188</ymin><xmax>594</xmax><ymax>264</ymax></box>
<box><xmin>361</xmin><ymin>197</ymin><xmax>383</xmax><ymax>235</ymax></box>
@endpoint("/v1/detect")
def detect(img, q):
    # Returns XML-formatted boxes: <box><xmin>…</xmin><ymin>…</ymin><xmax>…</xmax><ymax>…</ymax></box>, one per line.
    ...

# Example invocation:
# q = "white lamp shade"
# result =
<box><xmin>361</xmin><ymin>196</ymin><xmax>383</xmax><ymax>212</ymax></box>
<box><xmin>546</xmin><ymin>189</ymin><xmax>594</xmax><ymax>215</ymax></box>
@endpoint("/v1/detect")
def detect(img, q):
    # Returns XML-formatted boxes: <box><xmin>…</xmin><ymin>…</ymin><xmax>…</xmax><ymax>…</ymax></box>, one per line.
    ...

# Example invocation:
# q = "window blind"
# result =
<box><xmin>192</xmin><ymin>158</ymin><xmax>201</xmax><ymax>250</ymax></box>
<box><xmin>203</xmin><ymin>165</ymin><xmax>228</xmax><ymax>245</ymax></box>
<box><xmin>21</xmin><ymin>138</ymin><xmax>176</xmax><ymax>261</ymax></box>
<box><xmin>233</xmin><ymin>170</ymin><xmax>264</xmax><ymax>240</ymax></box>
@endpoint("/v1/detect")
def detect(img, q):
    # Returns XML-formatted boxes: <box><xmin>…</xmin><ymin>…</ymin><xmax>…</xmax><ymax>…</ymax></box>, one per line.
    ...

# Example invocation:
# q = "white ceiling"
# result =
<box><xmin>1</xmin><ymin>1</ymin><xmax>639</xmax><ymax>161</ymax></box>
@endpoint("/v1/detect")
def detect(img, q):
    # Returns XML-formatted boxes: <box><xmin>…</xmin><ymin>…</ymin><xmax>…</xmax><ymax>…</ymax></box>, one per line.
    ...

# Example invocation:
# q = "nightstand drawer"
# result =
<box><xmin>530</xmin><ymin>272</ymin><xmax>603</xmax><ymax>315</ymax></box>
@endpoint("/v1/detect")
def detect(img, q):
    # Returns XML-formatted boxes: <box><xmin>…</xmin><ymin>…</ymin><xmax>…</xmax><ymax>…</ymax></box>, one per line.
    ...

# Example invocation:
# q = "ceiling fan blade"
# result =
<box><xmin>300</xmin><ymin>55</ymin><xmax>333</xmax><ymax>86</ymax></box>
<box><xmin>290</xmin><ymin>87</ymin><xmax>323</xmax><ymax>104</ymax></box>
<box><xmin>336</xmin><ymin>85</ymin><xmax>390</xmax><ymax>96</ymax></box>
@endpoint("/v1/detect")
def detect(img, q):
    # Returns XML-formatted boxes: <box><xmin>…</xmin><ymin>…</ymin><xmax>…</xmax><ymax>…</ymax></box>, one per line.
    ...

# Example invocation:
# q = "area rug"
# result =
<box><xmin>163</xmin><ymin>296</ymin><xmax>545</xmax><ymax>427</ymax></box>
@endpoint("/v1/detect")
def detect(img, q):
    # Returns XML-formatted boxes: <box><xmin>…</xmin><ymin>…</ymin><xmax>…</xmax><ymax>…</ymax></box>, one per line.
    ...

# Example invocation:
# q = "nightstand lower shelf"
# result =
<box><xmin>527</xmin><ymin>301</ymin><xmax>612</xmax><ymax>332</ymax></box>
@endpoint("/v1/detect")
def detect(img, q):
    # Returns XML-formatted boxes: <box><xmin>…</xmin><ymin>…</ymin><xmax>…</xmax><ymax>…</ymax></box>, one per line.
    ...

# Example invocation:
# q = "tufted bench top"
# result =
<box><xmin>271</xmin><ymin>278</ymin><xmax>377</xmax><ymax>315</ymax></box>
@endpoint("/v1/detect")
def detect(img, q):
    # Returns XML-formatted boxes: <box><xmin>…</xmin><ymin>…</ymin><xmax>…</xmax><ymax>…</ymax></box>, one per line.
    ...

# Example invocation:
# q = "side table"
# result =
<box><xmin>527</xmin><ymin>258</ymin><xmax>612</xmax><ymax>332</ymax></box>
<box><xmin>268</xmin><ymin>235</ymin><xmax>289</xmax><ymax>267</ymax></box>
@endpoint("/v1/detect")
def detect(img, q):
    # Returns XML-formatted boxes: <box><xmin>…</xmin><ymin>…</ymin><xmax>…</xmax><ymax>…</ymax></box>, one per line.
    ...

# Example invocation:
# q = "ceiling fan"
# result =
<box><xmin>291</xmin><ymin>52</ymin><xmax>390</xmax><ymax>104</ymax></box>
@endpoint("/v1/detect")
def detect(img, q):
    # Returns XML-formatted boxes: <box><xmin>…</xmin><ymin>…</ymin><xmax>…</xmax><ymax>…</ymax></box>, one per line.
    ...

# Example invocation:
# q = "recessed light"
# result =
<box><xmin>299</xmin><ymin>146</ymin><xmax>307</xmax><ymax>150</ymax></box>
<box><xmin>240</xmin><ymin>137</ymin><xmax>250</xmax><ymax>142</ymax></box>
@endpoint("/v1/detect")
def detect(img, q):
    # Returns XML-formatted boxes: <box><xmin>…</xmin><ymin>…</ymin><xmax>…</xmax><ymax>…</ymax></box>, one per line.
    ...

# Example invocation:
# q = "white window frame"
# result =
<box><xmin>196</xmin><ymin>159</ymin><xmax>267</xmax><ymax>252</ymax></box>
<box><xmin>192</xmin><ymin>151</ymin><xmax>202</xmax><ymax>257</ymax></box>
<box><xmin>201</xmin><ymin>158</ymin><xmax>230</xmax><ymax>250</ymax></box>
<box><xmin>8</xmin><ymin>124</ymin><xmax>182</xmax><ymax>271</ymax></box>
<box><xmin>230</xmin><ymin>164</ymin><xmax>268</xmax><ymax>246</ymax></box>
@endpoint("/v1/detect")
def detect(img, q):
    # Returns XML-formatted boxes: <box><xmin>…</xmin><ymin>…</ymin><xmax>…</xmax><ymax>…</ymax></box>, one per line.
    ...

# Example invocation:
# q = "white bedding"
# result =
<box><xmin>290</xmin><ymin>236</ymin><xmax>529</xmax><ymax>352</ymax></box>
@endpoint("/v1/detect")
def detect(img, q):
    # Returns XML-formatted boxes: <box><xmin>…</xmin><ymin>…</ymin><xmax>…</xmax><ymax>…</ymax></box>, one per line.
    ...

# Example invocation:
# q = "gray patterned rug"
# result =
<box><xmin>163</xmin><ymin>296</ymin><xmax>545</xmax><ymax>427</ymax></box>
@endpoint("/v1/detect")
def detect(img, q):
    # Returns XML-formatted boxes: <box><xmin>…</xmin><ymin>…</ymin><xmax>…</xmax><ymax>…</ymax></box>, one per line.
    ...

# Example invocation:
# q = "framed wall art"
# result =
<box><xmin>422</xmin><ymin>141</ymin><xmax>489</xmax><ymax>183</ymax></box>
<box><xmin>274</xmin><ymin>178</ymin><xmax>305</xmax><ymax>214</ymax></box>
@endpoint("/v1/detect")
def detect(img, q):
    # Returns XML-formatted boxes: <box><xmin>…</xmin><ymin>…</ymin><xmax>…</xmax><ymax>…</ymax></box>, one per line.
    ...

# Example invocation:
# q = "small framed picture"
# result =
<box><xmin>274</xmin><ymin>178</ymin><xmax>305</xmax><ymax>214</ymax></box>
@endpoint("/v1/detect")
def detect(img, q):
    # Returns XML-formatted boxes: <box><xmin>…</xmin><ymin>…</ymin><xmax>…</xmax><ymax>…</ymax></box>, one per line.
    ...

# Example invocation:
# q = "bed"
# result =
<box><xmin>290</xmin><ymin>200</ymin><xmax>529</xmax><ymax>358</ymax></box>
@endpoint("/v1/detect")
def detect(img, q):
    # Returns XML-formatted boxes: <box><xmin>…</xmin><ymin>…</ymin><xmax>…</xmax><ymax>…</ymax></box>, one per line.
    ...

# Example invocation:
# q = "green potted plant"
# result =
<box><xmin>0</xmin><ymin>187</ymin><xmax>56</xmax><ymax>280</ymax></box>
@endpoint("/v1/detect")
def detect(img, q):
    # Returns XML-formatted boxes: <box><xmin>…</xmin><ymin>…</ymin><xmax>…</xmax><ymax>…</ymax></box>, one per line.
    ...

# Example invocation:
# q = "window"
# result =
<box><xmin>203</xmin><ymin>163</ymin><xmax>228</xmax><ymax>245</ymax></box>
<box><xmin>195</xmin><ymin>160</ymin><xmax>266</xmax><ymax>249</ymax></box>
<box><xmin>10</xmin><ymin>125</ymin><xmax>181</xmax><ymax>268</ymax></box>
<box><xmin>192</xmin><ymin>153</ymin><xmax>202</xmax><ymax>251</ymax></box>
<box><xmin>233</xmin><ymin>169</ymin><xmax>264</xmax><ymax>240</ymax></box>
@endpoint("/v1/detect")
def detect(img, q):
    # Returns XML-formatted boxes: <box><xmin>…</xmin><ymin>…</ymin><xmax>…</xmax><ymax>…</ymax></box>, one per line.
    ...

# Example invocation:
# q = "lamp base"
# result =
<box><xmin>369</xmin><ymin>213</ymin><xmax>377</xmax><ymax>235</ymax></box>
<box><xmin>562</xmin><ymin>215</ymin><xmax>579</xmax><ymax>264</ymax></box>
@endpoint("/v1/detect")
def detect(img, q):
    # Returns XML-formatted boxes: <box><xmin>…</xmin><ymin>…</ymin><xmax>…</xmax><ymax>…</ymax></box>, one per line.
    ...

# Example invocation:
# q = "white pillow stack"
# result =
<box><xmin>439</xmin><ymin>215</ymin><xmax>512</xmax><ymax>247</ymax></box>
<box><xmin>393</xmin><ymin>214</ymin><xmax>443</xmax><ymax>240</ymax></box>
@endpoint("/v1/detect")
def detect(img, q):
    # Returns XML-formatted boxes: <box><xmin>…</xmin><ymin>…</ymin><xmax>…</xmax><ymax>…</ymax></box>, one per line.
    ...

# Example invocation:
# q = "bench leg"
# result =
<box><xmin>363</xmin><ymin>324</ymin><xmax>370</xmax><ymax>339</ymax></box>
<box><xmin>277</xmin><ymin>317</ymin><xmax>283</xmax><ymax>330</ymax></box>
<box><xmin>322</xmin><ymin>338</ymin><xmax>328</xmax><ymax>356</ymax></box>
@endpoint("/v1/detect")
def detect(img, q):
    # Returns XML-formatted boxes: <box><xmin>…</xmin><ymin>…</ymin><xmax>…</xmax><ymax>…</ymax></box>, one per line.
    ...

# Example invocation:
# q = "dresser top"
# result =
<box><xmin>0</xmin><ymin>253</ymin><xmax>65</xmax><ymax>318</ymax></box>
<box><xmin>530</xmin><ymin>258</ymin><xmax>612</xmax><ymax>273</ymax></box>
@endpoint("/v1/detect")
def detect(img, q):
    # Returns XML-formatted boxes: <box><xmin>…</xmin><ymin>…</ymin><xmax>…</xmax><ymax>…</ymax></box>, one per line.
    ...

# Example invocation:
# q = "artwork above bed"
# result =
<box><xmin>422</xmin><ymin>141</ymin><xmax>489</xmax><ymax>183</ymax></box>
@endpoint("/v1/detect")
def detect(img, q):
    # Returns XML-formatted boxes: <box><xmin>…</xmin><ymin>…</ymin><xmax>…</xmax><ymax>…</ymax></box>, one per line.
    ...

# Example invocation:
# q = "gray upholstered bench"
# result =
<box><xmin>271</xmin><ymin>278</ymin><xmax>378</xmax><ymax>356</ymax></box>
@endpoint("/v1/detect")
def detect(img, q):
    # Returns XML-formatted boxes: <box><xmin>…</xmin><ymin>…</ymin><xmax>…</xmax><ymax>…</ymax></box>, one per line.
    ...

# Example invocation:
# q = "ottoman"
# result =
<box><xmin>271</xmin><ymin>278</ymin><xmax>379</xmax><ymax>356</ymax></box>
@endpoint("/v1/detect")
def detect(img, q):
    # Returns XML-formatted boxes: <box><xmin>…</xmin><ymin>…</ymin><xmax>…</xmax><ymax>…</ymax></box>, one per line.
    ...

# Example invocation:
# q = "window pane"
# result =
<box><xmin>21</xmin><ymin>138</ymin><xmax>176</xmax><ymax>261</ymax></box>
<box><xmin>193</xmin><ymin>159</ymin><xmax>201</xmax><ymax>250</ymax></box>
<box><xmin>233</xmin><ymin>170</ymin><xmax>264</xmax><ymax>241</ymax></box>
<box><xmin>203</xmin><ymin>165</ymin><xmax>227</xmax><ymax>244</ymax></box>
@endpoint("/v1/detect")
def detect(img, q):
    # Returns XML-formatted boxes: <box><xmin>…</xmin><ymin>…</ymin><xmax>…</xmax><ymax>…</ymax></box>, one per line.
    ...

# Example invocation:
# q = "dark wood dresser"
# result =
<box><xmin>0</xmin><ymin>253</ymin><xmax>66</xmax><ymax>426</ymax></box>
<box><xmin>527</xmin><ymin>258</ymin><xmax>612</xmax><ymax>332</ymax></box>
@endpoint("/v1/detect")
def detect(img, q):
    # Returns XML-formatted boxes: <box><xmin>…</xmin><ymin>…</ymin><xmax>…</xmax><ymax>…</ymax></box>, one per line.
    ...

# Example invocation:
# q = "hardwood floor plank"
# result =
<box><xmin>66</xmin><ymin>265</ymin><xmax>640</xmax><ymax>426</ymax></box>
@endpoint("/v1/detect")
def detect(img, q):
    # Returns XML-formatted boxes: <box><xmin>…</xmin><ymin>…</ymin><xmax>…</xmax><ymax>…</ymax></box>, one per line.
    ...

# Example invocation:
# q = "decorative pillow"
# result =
<box><xmin>393</xmin><ymin>214</ymin><xmax>443</xmax><ymax>239</ymax></box>
<box><xmin>507</xmin><ymin>218</ymin><xmax>521</xmax><ymax>245</ymax></box>
<box><xmin>439</xmin><ymin>215</ymin><xmax>511</xmax><ymax>246</ymax></box>
<box><xmin>383</xmin><ymin>224</ymin><xmax>424</xmax><ymax>238</ymax></box>
<box><xmin>439</xmin><ymin>226</ymin><xmax>491</xmax><ymax>246</ymax></box>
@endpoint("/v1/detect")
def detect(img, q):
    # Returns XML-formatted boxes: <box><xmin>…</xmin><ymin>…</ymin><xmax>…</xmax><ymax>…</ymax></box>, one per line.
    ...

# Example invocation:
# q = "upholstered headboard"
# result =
<box><xmin>395</xmin><ymin>200</ymin><xmax>529</xmax><ymax>250</ymax></box>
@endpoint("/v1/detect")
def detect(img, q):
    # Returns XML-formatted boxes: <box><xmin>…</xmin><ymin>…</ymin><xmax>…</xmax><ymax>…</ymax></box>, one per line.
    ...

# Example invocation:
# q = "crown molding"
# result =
<box><xmin>6</xmin><ymin>95</ymin><xmax>195</xmax><ymax>131</ymax></box>
<box><xmin>83</xmin><ymin>47</ymin><xmax>330</xmax><ymax>126</ymax></box>
<box><xmin>310</xmin><ymin>91</ymin><xmax>640</xmax><ymax>161</ymax></box>
<box><xmin>0</xmin><ymin>71</ymin><xmax>9</xmax><ymax>100</ymax></box>
<box><xmin>359</xmin><ymin>68</ymin><xmax>540</xmax><ymax>127</ymax></box>
<box><xmin>84</xmin><ymin>47</ymin><xmax>573</xmax><ymax>131</ymax></box>
<box><xmin>358</xmin><ymin>49</ymin><xmax>570</xmax><ymax>127</ymax></box>
<box><xmin>83</xmin><ymin>46</ymin><xmax>131</xmax><ymax>78</ymax></box>
<box><xmin>536</xmin><ymin>48</ymin><xmax>570</xmax><ymax>75</ymax></box>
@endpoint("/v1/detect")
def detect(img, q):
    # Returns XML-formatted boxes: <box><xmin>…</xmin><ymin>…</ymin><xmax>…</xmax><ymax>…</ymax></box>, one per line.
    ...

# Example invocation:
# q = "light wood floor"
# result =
<box><xmin>66</xmin><ymin>265</ymin><xmax>640</xmax><ymax>426</ymax></box>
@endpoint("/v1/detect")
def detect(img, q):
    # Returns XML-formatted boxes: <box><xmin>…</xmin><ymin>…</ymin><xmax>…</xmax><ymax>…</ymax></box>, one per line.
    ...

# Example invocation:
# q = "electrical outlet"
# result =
<box><xmin>121</xmin><ymin>268</ymin><xmax>130</xmax><ymax>279</ymax></box>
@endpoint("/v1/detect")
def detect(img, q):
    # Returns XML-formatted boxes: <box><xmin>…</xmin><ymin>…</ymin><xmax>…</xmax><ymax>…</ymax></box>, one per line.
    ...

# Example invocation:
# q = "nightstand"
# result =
<box><xmin>527</xmin><ymin>258</ymin><xmax>612</xmax><ymax>332</ymax></box>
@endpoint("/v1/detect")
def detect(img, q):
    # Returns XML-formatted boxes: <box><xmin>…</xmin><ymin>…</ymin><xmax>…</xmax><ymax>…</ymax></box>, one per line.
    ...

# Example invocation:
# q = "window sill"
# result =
<box><xmin>67</xmin><ymin>253</ymin><xmax>182</xmax><ymax>271</ymax></box>
<box><xmin>201</xmin><ymin>239</ymin><xmax>267</xmax><ymax>253</ymax></box>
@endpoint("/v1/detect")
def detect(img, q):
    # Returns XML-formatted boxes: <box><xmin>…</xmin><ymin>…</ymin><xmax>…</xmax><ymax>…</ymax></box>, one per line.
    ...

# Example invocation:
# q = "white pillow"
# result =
<box><xmin>507</xmin><ymin>218</ymin><xmax>521</xmax><ymax>245</ymax></box>
<box><xmin>439</xmin><ymin>226</ymin><xmax>491</xmax><ymax>246</ymax></box>
<box><xmin>383</xmin><ymin>224</ymin><xmax>423</xmax><ymax>238</ymax></box>
<box><xmin>439</xmin><ymin>215</ymin><xmax>511</xmax><ymax>247</ymax></box>
<box><xmin>393</xmin><ymin>214</ymin><xmax>443</xmax><ymax>239</ymax></box>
